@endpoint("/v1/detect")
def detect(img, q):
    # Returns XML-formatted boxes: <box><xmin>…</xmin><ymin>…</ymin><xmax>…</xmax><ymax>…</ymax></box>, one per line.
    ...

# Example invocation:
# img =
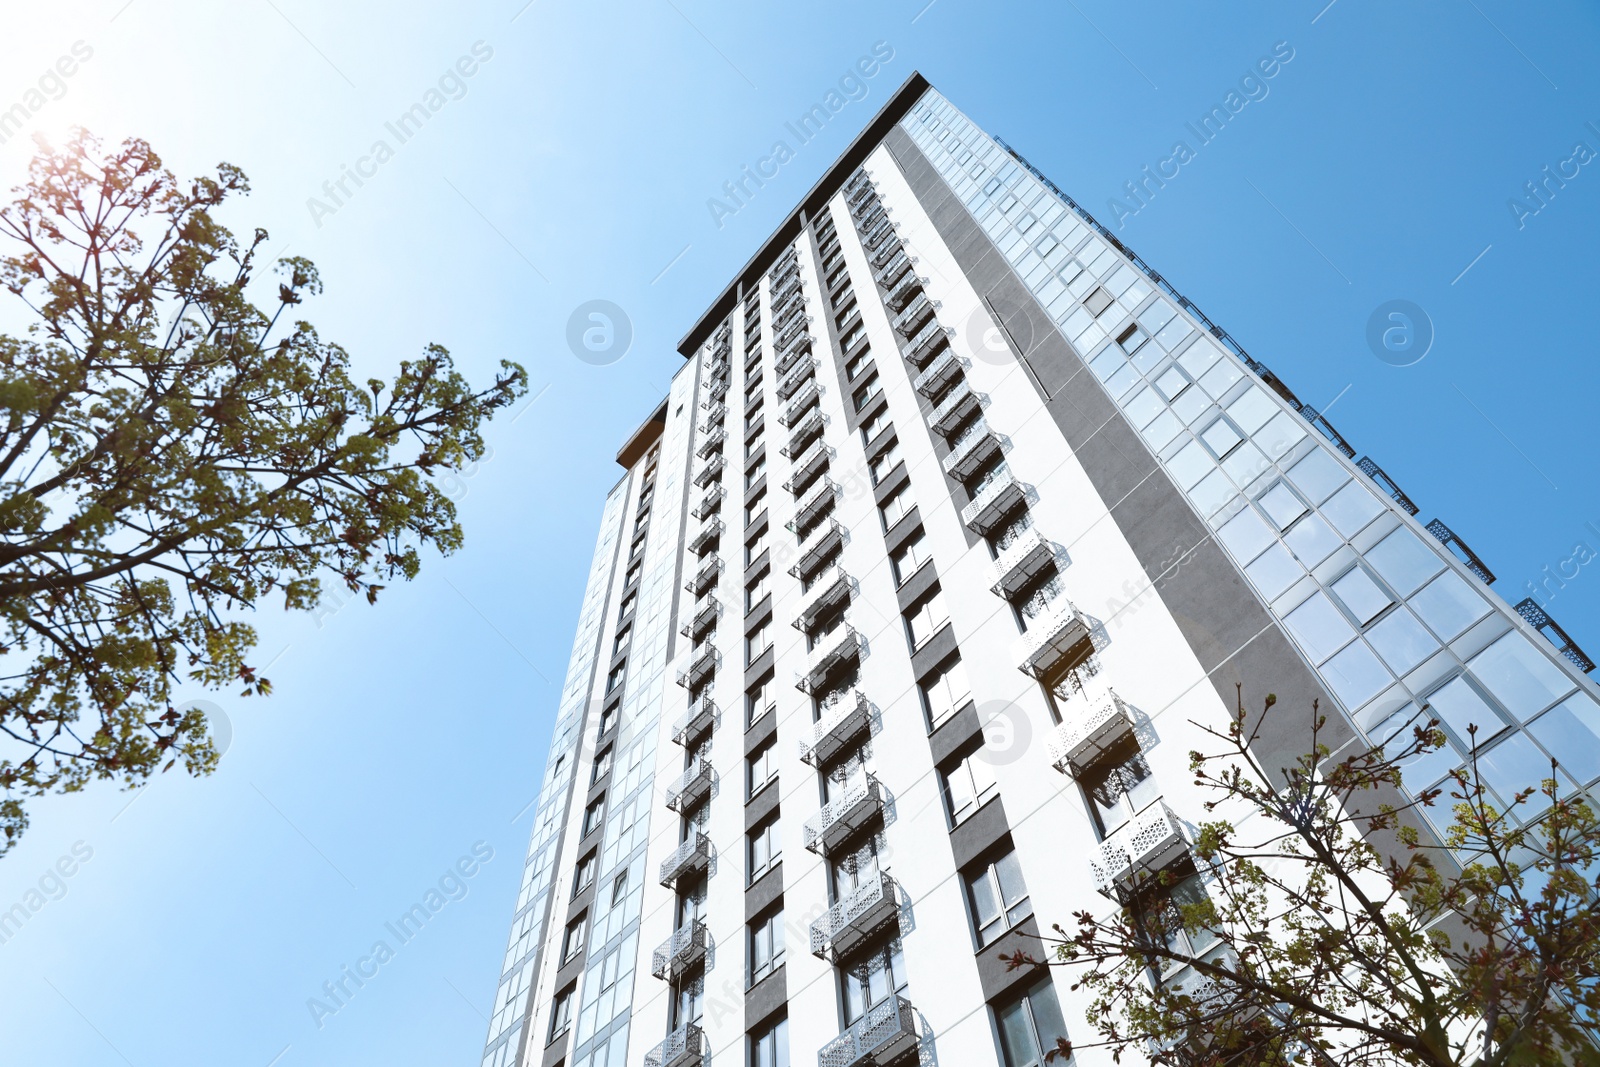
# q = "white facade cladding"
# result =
<box><xmin>481</xmin><ymin>75</ymin><xmax>1600</xmax><ymax>1067</ymax></box>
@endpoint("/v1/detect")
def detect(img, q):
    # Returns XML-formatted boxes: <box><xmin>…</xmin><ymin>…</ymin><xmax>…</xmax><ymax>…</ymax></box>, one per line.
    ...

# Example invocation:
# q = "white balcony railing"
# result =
<box><xmin>777</xmin><ymin>380</ymin><xmax>821</xmax><ymax>428</ymax></box>
<box><xmin>942</xmin><ymin>420</ymin><xmax>1000</xmax><ymax>481</ymax></box>
<box><xmin>911</xmin><ymin>346</ymin><xmax>962</xmax><ymax>396</ymax></box>
<box><xmin>693</xmin><ymin>453</ymin><xmax>724</xmax><ymax>489</ymax></box>
<box><xmin>803</xmin><ymin>774</ymin><xmax>884</xmax><ymax>856</ymax></box>
<box><xmin>1046</xmin><ymin>689</ymin><xmax>1132</xmax><ymax>774</ymax></box>
<box><xmin>1088</xmin><ymin>802</ymin><xmax>1188</xmax><ymax>896</ymax></box>
<box><xmin>990</xmin><ymin>527</ymin><xmax>1057</xmax><ymax>599</ymax></box>
<box><xmin>672</xmin><ymin>695</ymin><xmax>717</xmax><ymax>746</ymax></box>
<box><xmin>796</xmin><ymin>615</ymin><xmax>861</xmax><ymax>694</ymax></box>
<box><xmin>645</xmin><ymin>1022</ymin><xmax>706</xmax><ymax>1067</ymax></box>
<box><xmin>674</xmin><ymin>645</ymin><xmax>719</xmax><ymax>691</ymax></box>
<box><xmin>776</xmin><ymin>355</ymin><xmax>818</xmax><ymax>401</ymax></box>
<box><xmin>787</xmin><ymin>477</ymin><xmax>839</xmax><ymax>535</ymax></box>
<box><xmin>819</xmin><ymin>995</ymin><xmax>919</xmax><ymax>1067</ymax></box>
<box><xmin>664</xmin><ymin>758</ymin><xmax>713</xmax><ymax>812</ymax></box>
<box><xmin>658</xmin><ymin>832</ymin><xmax>713</xmax><ymax>887</ymax></box>
<box><xmin>794</xmin><ymin>564</ymin><xmax>852</xmax><ymax>631</ymax></box>
<box><xmin>650</xmin><ymin>920</ymin><xmax>709</xmax><ymax>981</ymax></box>
<box><xmin>810</xmin><ymin>871</ymin><xmax>899</xmax><ymax>960</ymax></box>
<box><xmin>1015</xmin><ymin>597</ymin><xmax>1092</xmax><ymax>679</ymax></box>
<box><xmin>799</xmin><ymin>687</ymin><xmax>871</xmax><ymax>767</ymax></box>
<box><xmin>780</xmin><ymin>407</ymin><xmax>825</xmax><ymax>457</ymax></box>
<box><xmin>696</xmin><ymin>426</ymin><xmax>725</xmax><ymax>459</ymax></box>
<box><xmin>782</xmin><ymin>439</ymin><xmax>831</xmax><ymax>495</ymax></box>
<box><xmin>679</xmin><ymin>595</ymin><xmax>720</xmax><ymax>641</ymax></box>
<box><xmin>690</xmin><ymin>483</ymin><xmax>724</xmax><ymax>521</ymax></box>
<box><xmin>960</xmin><ymin>471</ymin><xmax>1026</xmax><ymax>534</ymax></box>
<box><xmin>686</xmin><ymin>517</ymin><xmax>723</xmax><ymax>556</ymax></box>
<box><xmin>892</xmin><ymin>293</ymin><xmax>936</xmax><ymax>336</ymax></box>
<box><xmin>790</xmin><ymin>514</ymin><xmax>844</xmax><ymax>580</ymax></box>
<box><xmin>929</xmin><ymin>379</ymin><xmax>979</xmax><ymax>437</ymax></box>
<box><xmin>684</xmin><ymin>554</ymin><xmax>722</xmax><ymax>596</ymax></box>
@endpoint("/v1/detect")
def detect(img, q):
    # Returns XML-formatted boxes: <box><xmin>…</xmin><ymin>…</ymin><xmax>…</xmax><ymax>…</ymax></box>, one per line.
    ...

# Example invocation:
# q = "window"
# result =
<box><xmin>591</xmin><ymin>747</ymin><xmax>612</xmax><ymax>784</ymax></box>
<box><xmin>841</xmin><ymin>324</ymin><xmax>866</xmax><ymax>356</ymax></box>
<box><xmin>747</xmin><ymin>676</ymin><xmax>774</xmax><ymax>726</ymax></box>
<box><xmin>548</xmin><ymin>984</ymin><xmax>574</xmax><ymax>1043</ymax></box>
<box><xmin>746</xmin><ymin>436</ymin><xmax>764</xmax><ymax>461</ymax></box>
<box><xmin>746</xmin><ymin>570</ymin><xmax>770</xmax><ymax>611</ymax></box>
<box><xmin>612</xmin><ymin>626</ymin><xmax>631</xmax><ymax>657</ymax></box>
<box><xmin>561</xmin><ymin>915</ymin><xmax>586</xmax><ymax>962</ymax></box>
<box><xmin>746</xmin><ymin>396</ymin><xmax>764</xmax><ymax>425</ymax></box>
<box><xmin>890</xmin><ymin>529</ymin><xmax>932</xmax><ymax>585</ymax></box>
<box><xmin>752</xmin><ymin>1016</ymin><xmax>789</xmax><ymax>1067</ymax></box>
<box><xmin>860</xmin><ymin>410</ymin><xmax>890</xmax><ymax>444</ymax></box>
<box><xmin>747</xmin><ymin>620</ymin><xmax>771</xmax><ymax>664</ymax></box>
<box><xmin>673</xmin><ymin>976</ymin><xmax>704</xmax><ymax>1027</ymax></box>
<box><xmin>905</xmin><ymin>588</ymin><xmax>951</xmax><ymax>650</ymax></box>
<box><xmin>749</xmin><ymin>815</ymin><xmax>781</xmax><ymax>881</ymax></box>
<box><xmin>1080</xmin><ymin>737</ymin><xmax>1160</xmax><ymax>837</ymax></box>
<box><xmin>746</xmin><ymin>488</ymin><xmax>766</xmax><ymax>527</ymax></box>
<box><xmin>748</xmin><ymin>737</ymin><xmax>777</xmax><ymax>798</ymax></box>
<box><xmin>842</xmin><ymin>938</ymin><xmax>907</xmax><ymax>1024</ymax></box>
<box><xmin>750</xmin><ymin>908</ymin><xmax>786</xmax><ymax>985</ymax></box>
<box><xmin>1084</xmin><ymin>285</ymin><xmax>1113</xmax><ymax>317</ymax></box>
<box><xmin>1135</xmin><ymin>863</ymin><xmax>1219</xmax><ymax>977</ymax></box>
<box><xmin>598</xmin><ymin>703</ymin><xmax>616</xmax><ymax>737</ymax></box>
<box><xmin>869</xmin><ymin>439</ymin><xmax>902</xmax><ymax>486</ymax></box>
<box><xmin>619</xmin><ymin>591</ymin><xmax>636</xmax><ymax>618</ymax></box>
<box><xmin>746</xmin><ymin>532</ymin><xmax>768</xmax><ymax>566</ymax></box>
<box><xmin>995</xmin><ymin>978</ymin><xmax>1070</xmax><ymax>1067</ymax></box>
<box><xmin>879</xmin><ymin>487</ymin><xmax>911</xmax><ymax>531</ymax></box>
<box><xmin>624</xmin><ymin>559</ymin><xmax>642</xmax><ymax>587</ymax></box>
<box><xmin>582</xmin><ymin>797</ymin><xmax>604</xmax><ymax>836</ymax></box>
<box><xmin>746</xmin><ymin>454</ymin><xmax>767</xmax><ymax>487</ymax></box>
<box><xmin>921</xmin><ymin>655</ymin><xmax>973</xmax><ymax>730</ymax></box>
<box><xmin>852</xmin><ymin>375</ymin><xmax>883</xmax><ymax>412</ymax></box>
<box><xmin>941</xmin><ymin>746</ymin><xmax>999</xmax><ymax>825</ymax></box>
<box><xmin>572</xmin><ymin>852</ymin><xmax>596</xmax><ymax>896</ymax></box>
<box><xmin>610</xmin><ymin>870</ymin><xmax>629</xmax><ymax>906</ymax></box>
<box><xmin>605</xmin><ymin>662</ymin><xmax>626</xmax><ymax>694</ymax></box>
<box><xmin>965</xmin><ymin>849</ymin><xmax>1031</xmax><ymax>946</ymax></box>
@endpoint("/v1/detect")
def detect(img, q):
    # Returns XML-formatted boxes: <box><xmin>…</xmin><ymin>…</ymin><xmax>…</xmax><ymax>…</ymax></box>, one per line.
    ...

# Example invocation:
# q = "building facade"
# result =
<box><xmin>478</xmin><ymin>73</ymin><xmax>1600</xmax><ymax>1067</ymax></box>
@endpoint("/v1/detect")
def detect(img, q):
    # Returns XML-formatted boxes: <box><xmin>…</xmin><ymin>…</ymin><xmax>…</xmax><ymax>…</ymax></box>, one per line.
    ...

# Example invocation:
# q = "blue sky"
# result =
<box><xmin>1</xmin><ymin>1</ymin><xmax>1598</xmax><ymax>1064</ymax></box>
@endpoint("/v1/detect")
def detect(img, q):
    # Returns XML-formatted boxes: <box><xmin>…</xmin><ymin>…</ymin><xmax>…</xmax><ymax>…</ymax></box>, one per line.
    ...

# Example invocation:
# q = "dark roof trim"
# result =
<box><xmin>675</xmin><ymin>70</ymin><xmax>933</xmax><ymax>358</ymax></box>
<box><xmin>616</xmin><ymin>397</ymin><xmax>669</xmax><ymax>468</ymax></box>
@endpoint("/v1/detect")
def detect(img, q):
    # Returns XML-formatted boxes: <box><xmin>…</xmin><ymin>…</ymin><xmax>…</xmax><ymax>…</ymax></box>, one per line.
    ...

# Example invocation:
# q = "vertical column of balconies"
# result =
<box><xmin>649</xmin><ymin>324</ymin><xmax>735</xmax><ymax>1067</ymax></box>
<box><xmin>796</xmin><ymin>193</ymin><xmax>919</xmax><ymax>1067</ymax></box>
<box><xmin>855</xmin><ymin>152</ymin><xmax>1211</xmax><ymax>982</ymax></box>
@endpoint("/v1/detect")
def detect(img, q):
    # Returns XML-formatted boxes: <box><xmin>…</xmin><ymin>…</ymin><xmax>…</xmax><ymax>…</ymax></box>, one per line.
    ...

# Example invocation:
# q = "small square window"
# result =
<box><xmin>1199</xmin><ymin>417</ymin><xmax>1243</xmax><ymax>459</ymax></box>
<box><xmin>1258</xmin><ymin>482</ymin><xmax>1308</xmax><ymax>530</ymax></box>
<box><xmin>1153</xmin><ymin>365</ymin><xmax>1189</xmax><ymax>400</ymax></box>
<box><xmin>1331</xmin><ymin>566</ymin><xmax>1394</xmax><ymax>626</ymax></box>
<box><xmin>1085</xmin><ymin>287</ymin><xmax>1114</xmax><ymax>318</ymax></box>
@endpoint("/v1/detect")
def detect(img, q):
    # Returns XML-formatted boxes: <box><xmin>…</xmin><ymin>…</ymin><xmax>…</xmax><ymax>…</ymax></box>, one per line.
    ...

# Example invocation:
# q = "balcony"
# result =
<box><xmin>772</xmin><ymin>276</ymin><xmax>802</xmax><ymax>306</ymax></box>
<box><xmin>696</xmin><ymin>426</ymin><xmax>726</xmax><ymax>459</ymax></box>
<box><xmin>803</xmin><ymin>774</ymin><xmax>885</xmax><ymax>857</ymax></box>
<box><xmin>1088</xmin><ymin>802</ymin><xmax>1189</xmax><ymax>896</ymax></box>
<box><xmin>1356</xmin><ymin>456</ymin><xmax>1419</xmax><ymax>516</ymax></box>
<box><xmin>845</xmin><ymin>179</ymin><xmax>874</xmax><ymax>207</ymax></box>
<box><xmin>960</xmin><ymin>471</ymin><xmax>1026</xmax><ymax>535</ymax></box>
<box><xmin>1515</xmin><ymin>598</ymin><xmax>1597</xmax><ymax>674</ymax></box>
<box><xmin>819</xmin><ymin>995</ymin><xmax>919</xmax><ymax>1067</ymax></box>
<box><xmin>686</xmin><ymin>517</ymin><xmax>723</xmax><ymax>556</ymax></box>
<box><xmin>794</xmin><ymin>564</ymin><xmax>853</xmax><ymax>632</ymax></box>
<box><xmin>910</xmin><ymin>344</ymin><xmax>961</xmax><ymax>396</ymax></box>
<box><xmin>775</xmin><ymin>316</ymin><xmax>809</xmax><ymax>351</ymax></box>
<box><xmin>790</xmin><ymin>515</ymin><xmax>845</xmax><ymax>581</ymax></box>
<box><xmin>868</xmin><ymin>238</ymin><xmax>902</xmax><ymax>270</ymax></box>
<box><xmin>799</xmin><ymin>687</ymin><xmax>871</xmax><ymax>767</ymax></box>
<box><xmin>774</xmin><ymin>332</ymin><xmax>813</xmax><ymax>374</ymax></box>
<box><xmin>645</xmin><ymin>1023</ymin><xmax>705</xmax><ymax>1067</ymax></box>
<box><xmin>884</xmin><ymin>276</ymin><xmax>921</xmax><ymax>313</ymax></box>
<box><xmin>862</xmin><ymin>219</ymin><xmax>895</xmax><ymax>251</ymax></box>
<box><xmin>781</xmin><ymin>407</ymin><xmax>826</xmax><ymax>458</ymax></box>
<box><xmin>664</xmin><ymin>757</ymin><xmax>714</xmax><ymax>812</ymax></box>
<box><xmin>684</xmin><ymin>554</ymin><xmax>722</xmax><ymax>597</ymax></box>
<box><xmin>929</xmin><ymin>380</ymin><xmax>980</xmax><ymax>438</ymax></box>
<box><xmin>874</xmin><ymin>252</ymin><xmax>913</xmax><ymax>289</ymax></box>
<box><xmin>796</xmin><ymin>616</ymin><xmax>862</xmax><ymax>694</ymax></box>
<box><xmin>1426</xmin><ymin>518</ymin><xmax>1496</xmax><ymax>584</ymax></box>
<box><xmin>990</xmin><ymin>527</ymin><xmax>1058</xmax><ymax>599</ymax></box>
<box><xmin>776</xmin><ymin>356</ymin><xmax>819</xmax><ymax>401</ymax></box>
<box><xmin>809</xmin><ymin>872</ymin><xmax>899</xmax><ymax>962</ymax></box>
<box><xmin>650</xmin><ymin>920</ymin><xmax>709</xmax><ymax>981</ymax></box>
<box><xmin>1016</xmin><ymin>597</ymin><xmax>1092</xmax><ymax>680</ymax></box>
<box><xmin>782</xmin><ymin>439</ymin><xmax>831</xmax><ymax>496</ymax></box>
<box><xmin>942</xmin><ymin>420</ymin><xmax>1001</xmax><ymax>482</ymax></box>
<box><xmin>690</xmin><ymin>483</ymin><xmax>724</xmax><ymax>521</ymax></box>
<box><xmin>1047</xmin><ymin>690</ymin><xmax>1133</xmax><ymax>775</ymax></box>
<box><xmin>892</xmin><ymin>293</ymin><xmax>936</xmax><ymax>338</ymax></box>
<box><xmin>672</xmin><ymin>695</ymin><xmax>717</xmax><ymax>747</ymax></box>
<box><xmin>697</xmin><ymin>402</ymin><xmax>725</xmax><ymax>433</ymax></box>
<box><xmin>658</xmin><ymin>831</ymin><xmax>712</xmax><ymax>888</ymax></box>
<box><xmin>674</xmin><ymin>644</ymin><xmax>719</xmax><ymax>691</ymax></box>
<box><xmin>679</xmin><ymin>595</ymin><xmax>720</xmax><ymax>641</ymax></box>
<box><xmin>693</xmin><ymin>453</ymin><xmax>724</xmax><ymax>489</ymax></box>
<box><xmin>787</xmin><ymin>478</ymin><xmax>839</xmax><ymax>536</ymax></box>
<box><xmin>777</xmin><ymin>380</ymin><xmax>821</xmax><ymax>429</ymax></box>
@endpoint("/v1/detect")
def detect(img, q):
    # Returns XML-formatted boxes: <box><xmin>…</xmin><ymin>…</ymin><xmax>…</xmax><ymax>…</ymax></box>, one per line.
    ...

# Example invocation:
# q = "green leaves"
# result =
<box><xmin>0</xmin><ymin>129</ymin><xmax>527</xmax><ymax>855</ymax></box>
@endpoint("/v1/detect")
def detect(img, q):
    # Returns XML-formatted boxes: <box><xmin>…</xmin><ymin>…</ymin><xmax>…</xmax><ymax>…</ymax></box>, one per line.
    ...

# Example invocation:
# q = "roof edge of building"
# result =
<box><xmin>615</xmin><ymin>397</ymin><xmax>670</xmax><ymax>468</ymax></box>
<box><xmin>674</xmin><ymin>69</ymin><xmax>934</xmax><ymax>359</ymax></box>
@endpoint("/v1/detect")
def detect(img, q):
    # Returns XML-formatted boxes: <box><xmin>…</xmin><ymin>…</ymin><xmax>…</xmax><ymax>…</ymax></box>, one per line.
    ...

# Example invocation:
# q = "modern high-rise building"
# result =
<box><xmin>478</xmin><ymin>73</ymin><xmax>1599</xmax><ymax>1067</ymax></box>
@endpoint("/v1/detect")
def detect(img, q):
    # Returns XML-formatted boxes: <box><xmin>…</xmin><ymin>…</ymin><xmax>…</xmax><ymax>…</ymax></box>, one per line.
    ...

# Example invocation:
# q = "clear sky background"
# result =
<box><xmin>1</xmin><ymin>1</ymin><xmax>1597</xmax><ymax>1065</ymax></box>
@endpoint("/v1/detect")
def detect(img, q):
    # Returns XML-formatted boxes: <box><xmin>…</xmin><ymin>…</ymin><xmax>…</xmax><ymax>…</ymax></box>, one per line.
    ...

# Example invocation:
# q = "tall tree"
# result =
<box><xmin>1005</xmin><ymin>689</ymin><xmax>1600</xmax><ymax>1066</ymax></box>
<box><xmin>0</xmin><ymin>130</ymin><xmax>527</xmax><ymax>853</ymax></box>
